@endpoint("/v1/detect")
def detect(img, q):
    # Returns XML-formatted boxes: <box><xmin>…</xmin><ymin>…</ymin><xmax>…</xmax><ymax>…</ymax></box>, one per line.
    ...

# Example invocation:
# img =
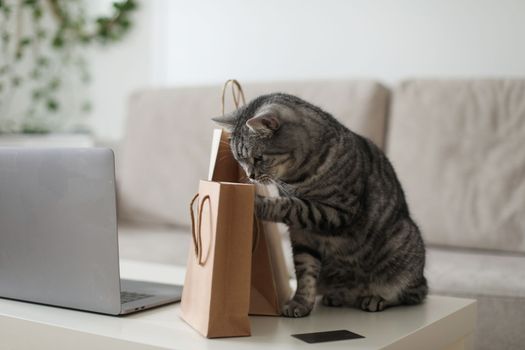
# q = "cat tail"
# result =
<box><xmin>399</xmin><ymin>276</ymin><xmax>428</xmax><ymax>305</ymax></box>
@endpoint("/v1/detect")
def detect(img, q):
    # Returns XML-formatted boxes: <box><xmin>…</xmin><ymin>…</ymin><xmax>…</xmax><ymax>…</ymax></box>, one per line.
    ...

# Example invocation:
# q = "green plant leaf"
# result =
<box><xmin>81</xmin><ymin>100</ymin><xmax>92</xmax><ymax>112</ymax></box>
<box><xmin>1</xmin><ymin>0</ymin><xmax>138</xmax><ymax>133</ymax></box>
<box><xmin>1</xmin><ymin>32</ymin><xmax>10</xmax><ymax>44</ymax></box>
<box><xmin>30</xmin><ymin>68</ymin><xmax>41</xmax><ymax>79</ymax></box>
<box><xmin>52</xmin><ymin>35</ymin><xmax>64</xmax><ymax>48</ymax></box>
<box><xmin>33</xmin><ymin>7</ymin><xmax>43</xmax><ymax>19</ymax></box>
<box><xmin>21</xmin><ymin>124</ymin><xmax>50</xmax><ymax>134</ymax></box>
<box><xmin>31</xmin><ymin>89</ymin><xmax>42</xmax><ymax>99</ymax></box>
<box><xmin>36</xmin><ymin>29</ymin><xmax>46</xmax><ymax>39</ymax></box>
<box><xmin>49</xmin><ymin>77</ymin><xmax>61</xmax><ymax>90</ymax></box>
<box><xmin>11</xmin><ymin>76</ymin><xmax>22</xmax><ymax>87</ymax></box>
<box><xmin>20</xmin><ymin>38</ymin><xmax>32</xmax><ymax>46</ymax></box>
<box><xmin>46</xmin><ymin>99</ymin><xmax>59</xmax><ymax>111</ymax></box>
<box><xmin>1</xmin><ymin>4</ymin><xmax>12</xmax><ymax>16</ymax></box>
<box><xmin>37</xmin><ymin>56</ymin><xmax>49</xmax><ymax>67</ymax></box>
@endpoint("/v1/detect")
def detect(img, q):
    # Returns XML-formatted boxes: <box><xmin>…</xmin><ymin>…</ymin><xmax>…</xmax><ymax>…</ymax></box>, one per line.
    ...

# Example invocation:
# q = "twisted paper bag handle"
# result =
<box><xmin>190</xmin><ymin>193</ymin><xmax>260</xmax><ymax>266</ymax></box>
<box><xmin>221</xmin><ymin>79</ymin><xmax>246</xmax><ymax>116</ymax></box>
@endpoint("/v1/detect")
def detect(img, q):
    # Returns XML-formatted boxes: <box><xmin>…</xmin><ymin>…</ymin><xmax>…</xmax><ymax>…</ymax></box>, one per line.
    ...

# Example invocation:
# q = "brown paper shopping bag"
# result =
<box><xmin>180</xmin><ymin>80</ymin><xmax>292</xmax><ymax>338</ymax></box>
<box><xmin>210</xmin><ymin>128</ymin><xmax>292</xmax><ymax>316</ymax></box>
<box><xmin>180</xmin><ymin>180</ymin><xmax>255</xmax><ymax>338</ymax></box>
<box><xmin>210</xmin><ymin>80</ymin><xmax>292</xmax><ymax>316</ymax></box>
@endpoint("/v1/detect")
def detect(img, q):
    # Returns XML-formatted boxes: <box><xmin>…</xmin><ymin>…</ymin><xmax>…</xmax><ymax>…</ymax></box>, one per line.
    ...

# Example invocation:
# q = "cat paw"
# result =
<box><xmin>282</xmin><ymin>299</ymin><xmax>312</xmax><ymax>318</ymax></box>
<box><xmin>322</xmin><ymin>293</ymin><xmax>343</xmax><ymax>307</ymax></box>
<box><xmin>358</xmin><ymin>296</ymin><xmax>386</xmax><ymax>312</ymax></box>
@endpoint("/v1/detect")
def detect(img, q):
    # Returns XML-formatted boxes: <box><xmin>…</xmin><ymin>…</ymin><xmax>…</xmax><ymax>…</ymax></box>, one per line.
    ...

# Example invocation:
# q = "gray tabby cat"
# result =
<box><xmin>213</xmin><ymin>93</ymin><xmax>427</xmax><ymax>318</ymax></box>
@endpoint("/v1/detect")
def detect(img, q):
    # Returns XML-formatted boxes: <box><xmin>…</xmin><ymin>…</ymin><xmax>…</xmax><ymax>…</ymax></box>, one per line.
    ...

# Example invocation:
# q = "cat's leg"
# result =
<box><xmin>355</xmin><ymin>283</ymin><xmax>404</xmax><ymax>312</ymax></box>
<box><xmin>356</xmin><ymin>295</ymin><xmax>390</xmax><ymax>312</ymax></box>
<box><xmin>356</xmin><ymin>276</ymin><xmax>427</xmax><ymax>312</ymax></box>
<box><xmin>321</xmin><ymin>287</ymin><xmax>361</xmax><ymax>307</ymax></box>
<box><xmin>359</xmin><ymin>225</ymin><xmax>427</xmax><ymax>312</ymax></box>
<box><xmin>354</xmin><ymin>282</ymin><xmax>401</xmax><ymax>312</ymax></box>
<box><xmin>354</xmin><ymin>284</ymin><xmax>425</xmax><ymax>312</ymax></box>
<box><xmin>398</xmin><ymin>276</ymin><xmax>428</xmax><ymax>305</ymax></box>
<box><xmin>282</xmin><ymin>242</ymin><xmax>322</xmax><ymax>318</ymax></box>
<box><xmin>255</xmin><ymin>195</ymin><xmax>354</xmax><ymax>232</ymax></box>
<box><xmin>321</xmin><ymin>291</ymin><xmax>344</xmax><ymax>307</ymax></box>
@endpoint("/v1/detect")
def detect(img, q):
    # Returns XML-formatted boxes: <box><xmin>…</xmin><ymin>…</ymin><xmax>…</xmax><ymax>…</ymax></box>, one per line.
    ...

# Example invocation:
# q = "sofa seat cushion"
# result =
<box><xmin>426</xmin><ymin>246</ymin><xmax>525</xmax><ymax>350</ymax></box>
<box><xmin>118</xmin><ymin>81</ymin><xmax>389</xmax><ymax>227</ymax></box>
<box><xmin>426</xmin><ymin>246</ymin><xmax>525</xmax><ymax>298</ymax></box>
<box><xmin>118</xmin><ymin>223</ymin><xmax>190</xmax><ymax>266</ymax></box>
<box><xmin>388</xmin><ymin>79</ymin><xmax>525</xmax><ymax>253</ymax></box>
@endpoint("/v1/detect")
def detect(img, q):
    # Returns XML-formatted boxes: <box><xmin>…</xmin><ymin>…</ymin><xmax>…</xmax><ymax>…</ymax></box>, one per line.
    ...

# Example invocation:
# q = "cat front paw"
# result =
<box><xmin>357</xmin><ymin>295</ymin><xmax>386</xmax><ymax>312</ymax></box>
<box><xmin>282</xmin><ymin>298</ymin><xmax>312</xmax><ymax>318</ymax></box>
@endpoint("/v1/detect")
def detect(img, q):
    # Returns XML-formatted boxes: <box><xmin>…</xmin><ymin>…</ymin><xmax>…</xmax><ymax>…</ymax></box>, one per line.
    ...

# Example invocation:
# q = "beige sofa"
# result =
<box><xmin>114</xmin><ymin>80</ymin><xmax>525</xmax><ymax>350</ymax></box>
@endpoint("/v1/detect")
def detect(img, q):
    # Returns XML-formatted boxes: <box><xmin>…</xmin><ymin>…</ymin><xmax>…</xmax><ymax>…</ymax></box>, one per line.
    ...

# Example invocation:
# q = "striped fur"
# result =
<box><xmin>213</xmin><ymin>93</ymin><xmax>427</xmax><ymax>317</ymax></box>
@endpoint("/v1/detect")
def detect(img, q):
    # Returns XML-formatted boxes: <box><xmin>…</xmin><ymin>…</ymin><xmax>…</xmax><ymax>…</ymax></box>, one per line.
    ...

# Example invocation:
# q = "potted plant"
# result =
<box><xmin>0</xmin><ymin>0</ymin><xmax>137</xmax><ymax>146</ymax></box>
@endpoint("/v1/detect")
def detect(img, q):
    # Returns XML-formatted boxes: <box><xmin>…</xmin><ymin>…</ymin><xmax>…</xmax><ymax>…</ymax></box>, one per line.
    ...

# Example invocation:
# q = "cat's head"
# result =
<box><xmin>212</xmin><ymin>93</ymin><xmax>324</xmax><ymax>184</ymax></box>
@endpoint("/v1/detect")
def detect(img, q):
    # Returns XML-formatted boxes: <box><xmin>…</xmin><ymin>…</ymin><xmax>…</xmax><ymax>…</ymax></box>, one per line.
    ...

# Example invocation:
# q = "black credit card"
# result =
<box><xmin>292</xmin><ymin>329</ymin><xmax>365</xmax><ymax>343</ymax></box>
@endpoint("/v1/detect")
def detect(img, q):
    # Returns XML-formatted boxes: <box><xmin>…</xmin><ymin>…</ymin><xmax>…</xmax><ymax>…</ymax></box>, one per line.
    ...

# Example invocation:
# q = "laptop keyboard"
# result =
<box><xmin>121</xmin><ymin>291</ymin><xmax>153</xmax><ymax>304</ymax></box>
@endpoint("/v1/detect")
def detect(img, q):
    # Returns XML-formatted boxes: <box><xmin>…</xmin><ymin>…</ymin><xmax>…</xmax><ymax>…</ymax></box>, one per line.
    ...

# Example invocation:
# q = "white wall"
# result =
<box><xmin>89</xmin><ymin>0</ymin><xmax>525</xmax><ymax>139</ymax></box>
<box><xmin>87</xmin><ymin>0</ymin><xmax>156</xmax><ymax>140</ymax></box>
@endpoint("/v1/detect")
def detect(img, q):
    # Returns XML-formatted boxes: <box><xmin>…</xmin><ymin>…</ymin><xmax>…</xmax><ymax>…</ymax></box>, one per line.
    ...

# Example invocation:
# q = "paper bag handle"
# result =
<box><xmin>190</xmin><ymin>193</ymin><xmax>261</xmax><ymax>261</ymax></box>
<box><xmin>221</xmin><ymin>79</ymin><xmax>246</xmax><ymax>116</ymax></box>
<box><xmin>190</xmin><ymin>193</ymin><xmax>211</xmax><ymax>266</ymax></box>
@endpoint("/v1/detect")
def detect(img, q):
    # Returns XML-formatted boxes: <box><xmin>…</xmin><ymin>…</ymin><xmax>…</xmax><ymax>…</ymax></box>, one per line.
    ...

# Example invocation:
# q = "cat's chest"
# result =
<box><xmin>317</xmin><ymin>236</ymin><xmax>343</xmax><ymax>254</ymax></box>
<box><xmin>306</xmin><ymin>235</ymin><xmax>359</xmax><ymax>262</ymax></box>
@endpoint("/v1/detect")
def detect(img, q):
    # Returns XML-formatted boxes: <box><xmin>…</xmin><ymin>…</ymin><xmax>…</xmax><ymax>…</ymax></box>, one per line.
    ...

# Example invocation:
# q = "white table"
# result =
<box><xmin>0</xmin><ymin>260</ymin><xmax>476</xmax><ymax>350</ymax></box>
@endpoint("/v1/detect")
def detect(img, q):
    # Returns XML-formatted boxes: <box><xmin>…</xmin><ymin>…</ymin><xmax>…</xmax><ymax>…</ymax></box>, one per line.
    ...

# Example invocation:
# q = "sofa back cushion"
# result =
<box><xmin>387</xmin><ymin>79</ymin><xmax>525</xmax><ymax>253</ymax></box>
<box><xmin>118</xmin><ymin>80</ymin><xmax>389</xmax><ymax>227</ymax></box>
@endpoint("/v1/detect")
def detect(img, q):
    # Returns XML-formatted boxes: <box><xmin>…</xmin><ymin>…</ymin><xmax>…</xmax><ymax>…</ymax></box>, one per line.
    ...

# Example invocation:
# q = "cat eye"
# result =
<box><xmin>253</xmin><ymin>156</ymin><xmax>263</xmax><ymax>164</ymax></box>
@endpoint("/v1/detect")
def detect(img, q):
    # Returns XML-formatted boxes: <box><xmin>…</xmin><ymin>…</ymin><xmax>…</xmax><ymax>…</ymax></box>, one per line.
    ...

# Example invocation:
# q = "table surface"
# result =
<box><xmin>0</xmin><ymin>259</ymin><xmax>476</xmax><ymax>350</ymax></box>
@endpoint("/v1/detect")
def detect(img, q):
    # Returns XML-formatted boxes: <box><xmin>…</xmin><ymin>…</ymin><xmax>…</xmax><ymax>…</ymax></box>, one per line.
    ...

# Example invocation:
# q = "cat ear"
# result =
<box><xmin>246</xmin><ymin>113</ymin><xmax>280</xmax><ymax>135</ymax></box>
<box><xmin>212</xmin><ymin>112</ymin><xmax>237</xmax><ymax>131</ymax></box>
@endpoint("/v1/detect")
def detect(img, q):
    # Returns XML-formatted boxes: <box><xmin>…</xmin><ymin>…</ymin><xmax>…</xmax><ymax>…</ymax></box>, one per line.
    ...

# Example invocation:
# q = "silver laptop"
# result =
<box><xmin>0</xmin><ymin>147</ymin><xmax>182</xmax><ymax>315</ymax></box>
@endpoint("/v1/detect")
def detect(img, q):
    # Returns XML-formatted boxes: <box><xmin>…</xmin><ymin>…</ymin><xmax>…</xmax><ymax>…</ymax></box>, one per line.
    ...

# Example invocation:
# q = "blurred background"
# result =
<box><xmin>2</xmin><ymin>0</ymin><xmax>525</xmax><ymax>140</ymax></box>
<box><xmin>88</xmin><ymin>0</ymin><xmax>525</xmax><ymax>140</ymax></box>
